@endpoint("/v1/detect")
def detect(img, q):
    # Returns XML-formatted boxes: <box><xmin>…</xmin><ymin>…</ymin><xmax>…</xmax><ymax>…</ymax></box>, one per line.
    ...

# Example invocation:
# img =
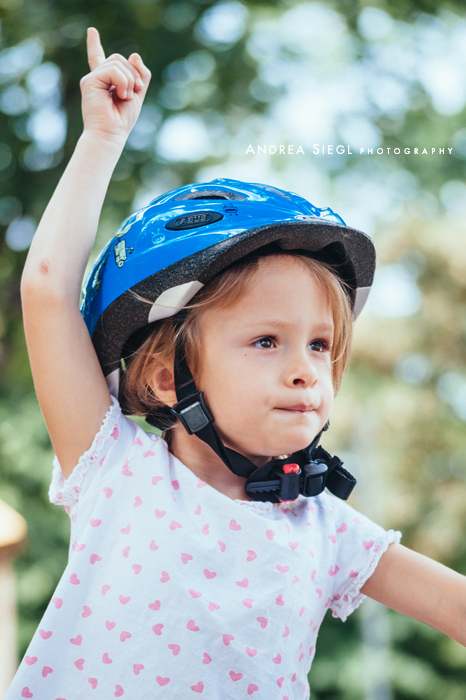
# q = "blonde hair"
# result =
<box><xmin>122</xmin><ymin>252</ymin><xmax>353</xmax><ymax>426</ymax></box>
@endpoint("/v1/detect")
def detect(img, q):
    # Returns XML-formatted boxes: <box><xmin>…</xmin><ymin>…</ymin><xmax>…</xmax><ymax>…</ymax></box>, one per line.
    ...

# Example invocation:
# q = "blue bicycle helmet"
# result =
<box><xmin>81</xmin><ymin>178</ymin><xmax>375</xmax><ymax>503</ymax></box>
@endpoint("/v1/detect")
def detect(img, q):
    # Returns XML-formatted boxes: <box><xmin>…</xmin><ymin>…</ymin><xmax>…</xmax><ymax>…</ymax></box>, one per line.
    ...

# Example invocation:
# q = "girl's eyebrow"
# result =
<box><xmin>241</xmin><ymin>320</ymin><xmax>334</xmax><ymax>333</ymax></box>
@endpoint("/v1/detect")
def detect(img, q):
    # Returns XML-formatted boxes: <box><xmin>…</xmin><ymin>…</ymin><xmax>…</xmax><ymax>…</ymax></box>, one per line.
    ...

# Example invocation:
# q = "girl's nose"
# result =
<box><xmin>285</xmin><ymin>352</ymin><xmax>318</xmax><ymax>388</ymax></box>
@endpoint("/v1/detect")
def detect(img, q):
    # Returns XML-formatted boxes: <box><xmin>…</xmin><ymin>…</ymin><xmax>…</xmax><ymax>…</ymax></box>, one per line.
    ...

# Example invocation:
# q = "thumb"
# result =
<box><xmin>87</xmin><ymin>27</ymin><xmax>106</xmax><ymax>71</ymax></box>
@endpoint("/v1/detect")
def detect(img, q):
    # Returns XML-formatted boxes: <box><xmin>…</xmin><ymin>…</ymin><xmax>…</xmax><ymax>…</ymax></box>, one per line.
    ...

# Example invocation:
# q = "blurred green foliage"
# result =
<box><xmin>1</xmin><ymin>0</ymin><xmax>466</xmax><ymax>698</ymax></box>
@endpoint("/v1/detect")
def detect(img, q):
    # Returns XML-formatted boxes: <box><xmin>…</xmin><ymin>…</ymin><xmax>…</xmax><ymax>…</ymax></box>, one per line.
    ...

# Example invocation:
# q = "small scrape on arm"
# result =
<box><xmin>38</xmin><ymin>259</ymin><xmax>49</xmax><ymax>275</ymax></box>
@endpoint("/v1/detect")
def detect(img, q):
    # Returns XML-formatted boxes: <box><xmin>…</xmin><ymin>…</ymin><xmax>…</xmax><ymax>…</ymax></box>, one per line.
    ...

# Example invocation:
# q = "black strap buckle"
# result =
<box><xmin>170</xmin><ymin>392</ymin><xmax>214</xmax><ymax>435</ymax></box>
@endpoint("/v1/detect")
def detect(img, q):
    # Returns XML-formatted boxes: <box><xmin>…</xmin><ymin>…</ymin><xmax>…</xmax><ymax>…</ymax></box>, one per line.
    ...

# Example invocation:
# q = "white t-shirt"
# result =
<box><xmin>6</xmin><ymin>397</ymin><xmax>401</xmax><ymax>700</ymax></box>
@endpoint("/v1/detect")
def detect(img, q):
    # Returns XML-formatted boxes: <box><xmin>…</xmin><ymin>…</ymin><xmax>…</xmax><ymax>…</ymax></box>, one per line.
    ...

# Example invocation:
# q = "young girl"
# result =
<box><xmin>6</xmin><ymin>27</ymin><xmax>466</xmax><ymax>700</ymax></box>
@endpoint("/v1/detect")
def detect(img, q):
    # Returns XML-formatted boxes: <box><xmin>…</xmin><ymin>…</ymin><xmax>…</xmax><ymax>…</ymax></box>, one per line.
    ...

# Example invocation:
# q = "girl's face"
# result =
<box><xmin>196</xmin><ymin>256</ymin><xmax>335</xmax><ymax>466</ymax></box>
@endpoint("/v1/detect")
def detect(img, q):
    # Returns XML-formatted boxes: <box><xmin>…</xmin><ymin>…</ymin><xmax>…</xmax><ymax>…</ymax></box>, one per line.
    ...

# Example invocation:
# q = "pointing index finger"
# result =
<box><xmin>87</xmin><ymin>27</ymin><xmax>106</xmax><ymax>71</ymax></box>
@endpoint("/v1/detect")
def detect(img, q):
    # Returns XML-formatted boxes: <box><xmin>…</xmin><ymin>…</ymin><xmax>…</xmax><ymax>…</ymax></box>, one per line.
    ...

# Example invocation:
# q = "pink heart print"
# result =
<box><xmin>102</xmin><ymin>585</ymin><xmax>111</xmax><ymax>595</ymax></box>
<box><xmin>283</xmin><ymin>626</ymin><xmax>290</xmax><ymax>637</ymax></box>
<box><xmin>111</xmin><ymin>426</ymin><xmax>119</xmax><ymax>440</ymax></box>
<box><xmin>151</xmin><ymin>475</ymin><xmax>163</xmax><ymax>485</ymax></box>
<box><xmin>202</xmin><ymin>652</ymin><xmax>212</xmax><ymax>664</ymax></box>
<box><xmin>89</xmin><ymin>518</ymin><xmax>102</xmax><ymax>527</ymax></box>
<box><xmin>171</xmin><ymin>480</ymin><xmax>180</xmax><ymax>490</ymax></box>
<box><xmin>120</xmin><ymin>631</ymin><xmax>132</xmax><ymax>642</ymax></box>
<box><xmin>223</xmin><ymin>634</ymin><xmax>234</xmax><ymax>645</ymax></box>
<box><xmin>42</xmin><ymin>666</ymin><xmax>53</xmax><ymax>677</ymax></box>
<box><xmin>208</xmin><ymin>602</ymin><xmax>220</xmax><ymax>611</ymax></box>
<box><xmin>168</xmin><ymin>644</ymin><xmax>181</xmax><ymax>656</ymax></box>
<box><xmin>327</xmin><ymin>534</ymin><xmax>337</xmax><ymax>543</ymax></box>
<box><xmin>88</xmin><ymin>677</ymin><xmax>98</xmax><ymax>689</ymax></box>
<box><xmin>90</xmin><ymin>554</ymin><xmax>102</xmax><ymax>564</ymax></box>
<box><xmin>152</xmin><ymin>624</ymin><xmax>164</xmax><ymax>635</ymax></box>
<box><xmin>102</xmin><ymin>652</ymin><xmax>113</xmax><ymax>664</ymax></box>
<box><xmin>316</xmin><ymin>588</ymin><xmax>323</xmax><ymax>599</ymax></box>
<box><xmin>229</xmin><ymin>519</ymin><xmax>241</xmax><ymax>530</ymax></box>
<box><xmin>194</xmin><ymin>504</ymin><xmax>201</xmax><ymax>515</ymax></box>
<box><xmin>337</xmin><ymin>522</ymin><xmax>347</xmax><ymax>533</ymax></box>
<box><xmin>256</xmin><ymin>617</ymin><xmax>268</xmax><ymax>628</ymax></box>
<box><xmin>242</xmin><ymin>599</ymin><xmax>253</xmax><ymax>609</ymax></box>
<box><xmin>121</xmin><ymin>459</ymin><xmax>133</xmax><ymax>476</ymax></box>
<box><xmin>148</xmin><ymin>600</ymin><xmax>161</xmax><ymax>611</ymax></box>
<box><xmin>156</xmin><ymin>676</ymin><xmax>170</xmax><ymax>686</ymax></box>
<box><xmin>119</xmin><ymin>595</ymin><xmax>131</xmax><ymax>605</ymax></box>
<box><xmin>70</xmin><ymin>634</ymin><xmax>83</xmax><ymax>645</ymax></box>
<box><xmin>121</xmin><ymin>524</ymin><xmax>131</xmax><ymax>534</ymax></box>
<box><xmin>82</xmin><ymin>605</ymin><xmax>92</xmax><ymax>618</ymax></box>
<box><xmin>170</xmin><ymin>521</ymin><xmax>182</xmax><ymax>531</ymax></box>
<box><xmin>201</xmin><ymin>524</ymin><xmax>210</xmax><ymax>535</ymax></box>
<box><xmin>133</xmin><ymin>664</ymin><xmax>144</xmax><ymax>675</ymax></box>
<box><xmin>191</xmin><ymin>682</ymin><xmax>204</xmax><ymax>693</ymax></box>
<box><xmin>276</xmin><ymin>565</ymin><xmax>289</xmax><ymax>574</ymax></box>
<box><xmin>39</xmin><ymin>629</ymin><xmax>52</xmax><ymax>640</ymax></box>
<box><xmin>246</xmin><ymin>550</ymin><xmax>257</xmax><ymax>561</ymax></box>
<box><xmin>181</xmin><ymin>553</ymin><xmax>193</xmax><ymax>564</ymax></box>
<box><xmin>328</xmin><ymin>565</ymin><xmax>340</xmax><ymax>577</ymax></box>
<box><xmin>70</xmin><ymin>573</ymin><xmax>81</xmax><ymax>585</ymax></box>
<box><xmin>154</xmin><ymin>509</ymin><xmax>166</xmax><ymax>519</ymax></box>
<box><xmin>74</xmin><ymin>658</ymin><xmax>85</xmax><ymax>670</ymax></box>
<box><xmin>21</xmin><ymin>688</ymin><xmax>33</xmax><ymax>698</ymax></box>
<box><xmin>24</xmin><ymin>656</ymin><xmax>37</xmax><ymax>665</ymax></box>
<box><xmin>266</xmin><ymin>529</ymin><xmax>276</xmax><ymax>540</ymax></box>
<box><xmin>275</xmin><ymin>595</ymin><xmax>284</xmax><ymax>606</ymax></box>
<box><xmin>187</xmin><ymin>620</ymin><xmax>200</xmax><ymax>631</ymax></box>
<box><xmin>122</xmin><ymin>546</ymin><xmax>131</xmax><ymax>558</ymax></box>
<box><xmin>132</xmin><ymin>564</ymin><xmax>142</xmax><ymax>575</ymax></box>
<box><xmin>133</xmin><ymin>436</ymin><xmax>143</xmax><ymax>446</ymax></box>
<box><xmin>276</xmin><ymin>677</ymin><xmax>284</xmax><ymax>688</ymax></box>
<box><xmin>293</xmin><ymin>575</ymin><xmax>299</xmax><ymax>585</ymax></box>
<box><xmin>114</xmin><ymin>684</ymin><xmax>124</xmax><ymax>697</ymax></box>
<box><xmin>133</xmin><ymin>496</ymin><xmax>143</xmax><ymax>507</ymax></box>
<box><xmin>349</xmin><ymin>570</ymin><xmax>359</xmax><ymax>578</ymax></box>
<box><xmin>288</xmin><ymin>541</ymin><xmax>298</xmax><ymax>550</ymax></box>
<box><xmin>247</xmin><ymin>684</ymin><xmax>259</xmax><ymax>695</ymax></box>
<box><xmin>218</xmin><ymin>540</ymin><xmax>225</xmax><ymax>551</ymax></box>
<box><xmin>272</xmin><ymin>653</ymin><xmax>282</xmax><ymax>664</ymax></box>
<box><xmin>204</xmin><ymin>569</ymin><xmax>217</xmax><ymax>579</ymax></box>
<box><xmin>236</xmin><ymin>578</ymin><xmax>249</xmax><ymax>587</ymax></box>
<box><xmin>160</xmin><ymin>571</ymin><xmax>170</xmax><ymax>583</ymax></box>
<box><xmin>229</xmin><ymin>671</ymin><xmax>243</xmax><ymax>681</ymax></box>
<box><xmin>363</xmin><ymin>540</ymin><xmax>374</xmax><ymax>550</ymax></box>
<box><xmin>105</xmin><ymin>621</ymin><xmax>116</xmax><ymax>630</ymax></box>
<box><xmin>51</xmin><ymin>597</ymin><xmax>63</xmax><ymax>608</ymax></box>
<box><xmin>246</xmin><ymin>647</ymin><xmax>257</xmax><ymax>657</ymax></box>
<box><xmin>143</xmin><ymin>450</ymin><xmax>155</xmax><ymax>458</ymax></box>
<box><xmin>149</xmin><ymin>540</ymin><xmax>159</xmax><ymax>551</ymax></box>
<box><xmin>103</xmin><ymin>487</ymin><xmax>113</xmax><ymax>498</ymax></box>
<box><xmin>189</xmin><ymin>589</ymin><xmax>202</xmax><ymax>598</ymax></box>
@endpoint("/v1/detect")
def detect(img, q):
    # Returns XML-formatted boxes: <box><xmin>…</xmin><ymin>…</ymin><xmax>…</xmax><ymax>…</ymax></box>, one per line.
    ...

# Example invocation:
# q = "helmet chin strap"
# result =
<box><xmin>168</xmin><ymin>324</ymin><xmax>356</xmax><ymax>503</ymax></box>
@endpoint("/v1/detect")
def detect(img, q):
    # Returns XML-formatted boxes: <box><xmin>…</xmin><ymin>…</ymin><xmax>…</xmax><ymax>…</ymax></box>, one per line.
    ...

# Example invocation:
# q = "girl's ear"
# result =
<box><xmin>149</xmin><ymin>364</ymin><xmax>177</xmax><ymax>408</ymax></box>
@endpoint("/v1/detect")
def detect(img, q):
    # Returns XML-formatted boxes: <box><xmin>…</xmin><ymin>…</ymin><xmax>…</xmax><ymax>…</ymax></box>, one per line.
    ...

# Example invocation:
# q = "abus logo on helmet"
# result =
<box><xmin>165</xmin><ymin>211</ymin><xmax>224</xmax><ymax>231</ymax></box>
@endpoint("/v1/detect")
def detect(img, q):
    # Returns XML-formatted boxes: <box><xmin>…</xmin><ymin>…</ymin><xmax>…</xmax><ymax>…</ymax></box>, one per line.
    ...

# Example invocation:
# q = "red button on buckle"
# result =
<box><xmin>283</xmin><ymin>463</ymin><xmax>300</xmax><ymax>474</ymax></box>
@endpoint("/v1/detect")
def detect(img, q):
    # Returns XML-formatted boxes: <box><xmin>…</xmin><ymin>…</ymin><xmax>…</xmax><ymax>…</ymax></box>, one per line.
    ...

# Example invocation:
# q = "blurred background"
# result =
<box><xmin>1</xmin><ymin>0</ymin><xmax>466</xmax><ymax>697</ymax></box>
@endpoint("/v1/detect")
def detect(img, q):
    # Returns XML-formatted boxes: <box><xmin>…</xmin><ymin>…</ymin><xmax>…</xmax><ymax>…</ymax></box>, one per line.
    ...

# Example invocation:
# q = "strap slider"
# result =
<box><xmin>170</xmin><ymin>392</ymin><xmax>213</xmax><ymax>435</ymax></box>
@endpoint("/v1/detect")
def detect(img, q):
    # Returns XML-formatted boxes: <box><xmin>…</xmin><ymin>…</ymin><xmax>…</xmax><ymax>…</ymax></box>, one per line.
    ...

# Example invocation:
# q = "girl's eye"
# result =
<box><xmin>310</xmin><ymin>340</ymin><xmax>329</xmax><ymax>352</ymax></box>
<box><xmin>254</xmin><ymin>337</ymin><xmax>275</xmax><ymax>349</ymax></box>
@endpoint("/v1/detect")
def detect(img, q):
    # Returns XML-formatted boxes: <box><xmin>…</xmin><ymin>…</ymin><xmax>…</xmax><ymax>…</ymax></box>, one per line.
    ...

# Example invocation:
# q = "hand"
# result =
<box><xmin>80</xmin><ymin>27</ymin><xmax>151</xmax><ymax>145</ymax></box>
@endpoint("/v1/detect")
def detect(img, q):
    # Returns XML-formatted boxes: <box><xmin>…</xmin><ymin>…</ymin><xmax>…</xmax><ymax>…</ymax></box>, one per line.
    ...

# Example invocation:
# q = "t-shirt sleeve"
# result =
<box><xmin>48</xmin><ymin>395</ymin><xmax>139</xmax><ymax>510</ymax></box>
<box><xmin>325</xmin><ymin>495</ymin><xmax>401</xmax><ymax>622</ymax></box>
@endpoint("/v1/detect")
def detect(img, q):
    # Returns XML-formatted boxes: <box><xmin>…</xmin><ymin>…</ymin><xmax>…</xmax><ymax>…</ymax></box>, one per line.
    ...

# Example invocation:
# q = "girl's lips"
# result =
<box><xmin>277</xmin><ymin>404</ymin><xmax>316</xmax><ymax>412</ymax></box>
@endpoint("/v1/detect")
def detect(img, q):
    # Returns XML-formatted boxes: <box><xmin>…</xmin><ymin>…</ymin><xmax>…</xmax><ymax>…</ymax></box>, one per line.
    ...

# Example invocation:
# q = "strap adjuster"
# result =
<box><xmin>170</xmin><ymin>392</ymin><xmax>213</xmax><ymax>435</ymax></box>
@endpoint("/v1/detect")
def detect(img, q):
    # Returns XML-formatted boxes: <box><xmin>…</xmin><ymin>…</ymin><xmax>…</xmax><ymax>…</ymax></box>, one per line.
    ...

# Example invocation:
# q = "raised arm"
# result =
<box><xmin>361</xmin><ymin>542</ymin><xmax>466</xmax><ymax>645</ymax></box>
<box><xmin>21</xmin><ymin>28</ymin><xmax>151</xmax><ymax>478</ymax></box>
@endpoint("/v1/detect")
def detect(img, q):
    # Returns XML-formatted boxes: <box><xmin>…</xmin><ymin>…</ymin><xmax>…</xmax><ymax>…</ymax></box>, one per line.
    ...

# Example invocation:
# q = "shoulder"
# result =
<box><xmin>50</xmin><ymin>397</ymin><xmax>167</xmax><ymax>507</ymax></box>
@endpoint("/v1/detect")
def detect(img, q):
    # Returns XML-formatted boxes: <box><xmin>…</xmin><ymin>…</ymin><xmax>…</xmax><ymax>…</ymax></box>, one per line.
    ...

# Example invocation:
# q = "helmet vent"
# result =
<box><xmin>174</xmin><ymin>189</ymin><xmax>246</xmax><ymax>201</ymax></box>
